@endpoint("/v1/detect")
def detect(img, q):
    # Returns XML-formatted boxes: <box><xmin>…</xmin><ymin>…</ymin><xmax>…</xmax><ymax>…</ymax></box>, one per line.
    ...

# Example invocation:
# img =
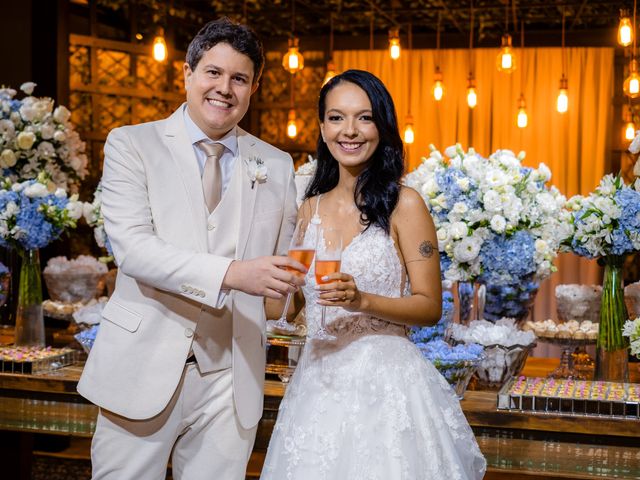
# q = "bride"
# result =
<box><xmin>261</xmin><ymin>69</ymin><xmax>486</xmax><ymax>480</ymax></box>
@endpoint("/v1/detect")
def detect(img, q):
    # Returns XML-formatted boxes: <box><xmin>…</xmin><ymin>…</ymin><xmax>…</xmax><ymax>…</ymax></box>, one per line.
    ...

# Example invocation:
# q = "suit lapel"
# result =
<box><xmin>162</xmin><ymin>105</ymin><xmax>208</xmax><ymax>252</ymax></box>
<box><xmin>236</xmin><ymin>128</ymin><xmax>258</xmax><ymax>259</ymax></box>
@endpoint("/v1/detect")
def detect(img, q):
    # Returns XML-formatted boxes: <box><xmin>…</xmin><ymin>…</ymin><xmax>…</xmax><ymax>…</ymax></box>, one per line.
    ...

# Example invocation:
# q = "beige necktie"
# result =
<box><xmin>199</xmin><ymin>141</ymin><xmax>225</xmax><ymax>212</ymax></box>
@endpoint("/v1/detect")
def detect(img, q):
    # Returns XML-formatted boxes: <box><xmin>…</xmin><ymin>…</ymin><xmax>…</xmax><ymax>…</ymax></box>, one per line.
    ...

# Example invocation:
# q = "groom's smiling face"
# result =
<box><xmin>184</xmin><ymin>42</ymin><xmax>259</xmax><ymax>140</ymax></box>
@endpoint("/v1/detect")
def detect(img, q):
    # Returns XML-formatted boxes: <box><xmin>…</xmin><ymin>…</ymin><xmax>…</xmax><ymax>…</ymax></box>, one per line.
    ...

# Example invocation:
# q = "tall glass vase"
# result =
<box><xmin>457</xmin><ymin>281</ymin><xmax>486</xmax><ymax>325</ymax></box>
<box><xmin>14</xmin><ymin>249</ymin><xmax>45</xmax><ymax>347</ymax></box>
<box><xmin>595</xmin><ymin>255</ymin><xmax>629</xmax><ymax>382</ymax></box>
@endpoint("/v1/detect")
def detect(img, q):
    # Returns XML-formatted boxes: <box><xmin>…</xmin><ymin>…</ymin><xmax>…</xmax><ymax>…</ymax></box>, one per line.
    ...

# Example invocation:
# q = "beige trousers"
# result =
<box><xmin>91</xmin><ymin>365</ymin><xmax>257</xmax><ymax>480</ymax></box>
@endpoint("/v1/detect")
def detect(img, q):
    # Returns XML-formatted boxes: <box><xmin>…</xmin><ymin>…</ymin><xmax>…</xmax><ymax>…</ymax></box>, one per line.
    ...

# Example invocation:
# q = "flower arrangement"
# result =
<box><xmin>0</xmin><ymin>82</ymin><xmax>88</xmax><ymax>191</ymax></box>
<box><xmin>622</xmin><ymin>317</ymin><xmax>640</xmax><ymax>358</ymax></box>
<box><xmin>403</xmin><ymin>145</ymin><xmax>571</xmax><ymax>284</ymax></box>
<box><xmin>0</xmin><ymin>173</ymin><xmax>82</xmax><ymax>251</ymax></box>
<box><xmin>415</xmin><ymin>339</ymin><xmax>484</xmax><ymax>398</ymax></box>
<box><xmin>562</xmin><ymin>174</ymin><xmax>640</xmax><ymax>259</ymax></box>
<box><xmin>83</xmin><ymin>182</ymin><xmax>113</xmax><ymax>258</ymax></box>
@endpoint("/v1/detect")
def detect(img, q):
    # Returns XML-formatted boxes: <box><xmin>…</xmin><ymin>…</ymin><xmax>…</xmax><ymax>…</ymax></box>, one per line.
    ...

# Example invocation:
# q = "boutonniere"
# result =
<box><xmin>244</xmin><ymin>156</ymin><xmax>268</xmax><ymax>189</ymax></box>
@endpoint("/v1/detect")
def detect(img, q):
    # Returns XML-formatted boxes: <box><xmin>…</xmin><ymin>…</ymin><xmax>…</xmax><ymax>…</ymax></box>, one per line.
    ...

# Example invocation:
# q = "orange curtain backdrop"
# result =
<box><xmin>333</xmin><ymin>47</ymin><xmax>614</xmax><ymax>325</ymax></box>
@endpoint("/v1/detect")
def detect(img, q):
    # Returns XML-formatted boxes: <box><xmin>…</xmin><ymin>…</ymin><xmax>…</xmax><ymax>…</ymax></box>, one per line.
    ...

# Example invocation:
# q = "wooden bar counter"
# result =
<box><xmin>0</xmin><ymin>357</ymin><xmax>639</xmax><ymax>479</ymax></box>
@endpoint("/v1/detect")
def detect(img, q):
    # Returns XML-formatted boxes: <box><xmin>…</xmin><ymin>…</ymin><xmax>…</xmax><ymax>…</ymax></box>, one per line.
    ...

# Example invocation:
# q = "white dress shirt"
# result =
<box><xmin>183</xmin><ymin>105</ymin><xmax>239</xmax><ymax>197</ymax></box>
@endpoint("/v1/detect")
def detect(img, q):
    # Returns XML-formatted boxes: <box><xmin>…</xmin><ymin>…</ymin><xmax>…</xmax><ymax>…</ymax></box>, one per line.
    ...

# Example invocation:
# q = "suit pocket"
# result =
<box><xmin>102</xmin><ymin>300</ymin><xmax>142</xmax><ymax>333</ymax></box>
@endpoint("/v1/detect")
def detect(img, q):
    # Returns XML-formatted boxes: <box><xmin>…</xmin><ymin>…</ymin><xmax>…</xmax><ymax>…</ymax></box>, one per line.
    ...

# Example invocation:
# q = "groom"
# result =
<box><xmin>77</xmin><ymin>18</ymin><xmax>305</xmax><ymax>480</ymax></box>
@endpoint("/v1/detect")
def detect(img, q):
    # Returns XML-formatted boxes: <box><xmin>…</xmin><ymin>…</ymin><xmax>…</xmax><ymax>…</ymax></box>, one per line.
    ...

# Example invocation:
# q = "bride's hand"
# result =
<box><xmin>315</xmin><ymin>272</ymin><xmax>361</xmax><ymax>311</ymax></box>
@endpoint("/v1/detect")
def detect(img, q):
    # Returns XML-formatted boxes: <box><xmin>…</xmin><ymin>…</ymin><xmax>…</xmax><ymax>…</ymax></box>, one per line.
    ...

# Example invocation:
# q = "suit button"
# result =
<box><xmin>207</xmin><ymin>224</ymin><xmax>215</xmax><ymax>231</ymax></box>
<box><xmin>184</xmin><ymin>328</ymin><xmax>194</xmax><ymax>338</ymax></box>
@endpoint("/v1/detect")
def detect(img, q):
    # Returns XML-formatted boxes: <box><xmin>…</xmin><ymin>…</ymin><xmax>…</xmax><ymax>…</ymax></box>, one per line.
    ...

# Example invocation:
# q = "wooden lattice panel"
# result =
<box><xmin>295</xmin><ymin>109</ymin><xmax>319</xmax><ymax>147</ymax></box>
<box><xmin>260</xmin><ymin>108</ymin><xmax>286</xmax><ymax>145</ymax></box>
<box><xmin>97</xmin><ymin>94</ymin><xmax>131</xmax><ymax>132</ymax></box>
<box><xmin>69</xmin><ymin>45</ymin><xmax>90</xmax><ymax>86</ymax></box>
<box><xmin>68</xmin><ymin>92</ymin><xmax>92</xmax><ymax>130</ymax></box>
<box><xmin>136</xmin><ymin>55</ymin><xmax>168</xmax><ymax>92</ymax></box>
<box><xmin>173</xmin><ymin>60</ymin><xmax>185</xmax><ymax>93</ymax></box>
<box><xmin>259</xmin><ymin>68</ymin><xmax>289</xmax><ymax>104</ymax></box>
<box><xmin>132</xmin><ymin>98</ymin><xmax>170</xmax><ymax>125</ymax></box>
<box><xmin>97</xmin><ymin>49</ymin><xmax>132</xmax><ymax>87</ymax></box>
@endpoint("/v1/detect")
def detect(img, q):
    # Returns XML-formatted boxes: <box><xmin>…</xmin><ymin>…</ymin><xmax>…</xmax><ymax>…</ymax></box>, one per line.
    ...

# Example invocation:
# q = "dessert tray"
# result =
<box><xmin>0</xmin><ymin>346</ymin><xmax>78</xmax><ymax>374</ymax></box>
<box><xmin>498</xmin><ymin>376</ymin><xmax>640</xmax><ymax>418</ymax></box>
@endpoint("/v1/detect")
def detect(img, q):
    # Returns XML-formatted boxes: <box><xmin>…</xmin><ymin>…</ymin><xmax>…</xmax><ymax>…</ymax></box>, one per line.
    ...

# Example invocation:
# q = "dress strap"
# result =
<box><xmin>311</xmin><ymin>194</ymin><xmax>322</xmax><ymax>225</ymax></box>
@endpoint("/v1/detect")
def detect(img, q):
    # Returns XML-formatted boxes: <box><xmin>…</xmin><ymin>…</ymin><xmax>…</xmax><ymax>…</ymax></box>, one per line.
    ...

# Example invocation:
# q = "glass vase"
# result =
<box><xmin>14</xmin><ymin>249</ymin><xmax>45</xmax><ymax>347</ymax></box>
<box><xmin>456</xmin><ymin>281</ymin><xmax>486</xmax><ymax>325</ymax></box>
<box><xmin>594</xmin><ymin>255</ymin><xmax>629</xmax><ymax>382</ymax></box>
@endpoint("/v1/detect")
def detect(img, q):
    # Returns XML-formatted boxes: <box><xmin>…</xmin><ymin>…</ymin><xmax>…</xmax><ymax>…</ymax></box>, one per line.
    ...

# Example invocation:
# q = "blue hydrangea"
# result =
<box><xmin>478</xmin><ymin>230</ymin><xmax>536</xmax><ymax>284</ymax></box>
<box><xmin>415</xmin><ymin>339</ymin><xmax>484</xmax><ymax>382</ymax></box>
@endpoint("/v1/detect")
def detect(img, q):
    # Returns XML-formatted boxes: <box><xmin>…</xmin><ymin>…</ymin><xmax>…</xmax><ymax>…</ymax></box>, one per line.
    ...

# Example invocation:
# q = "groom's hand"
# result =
<box><xmin>222</xmin><ymin>256</ymin><xmax>307</xmax><ymax>298</ymax></box>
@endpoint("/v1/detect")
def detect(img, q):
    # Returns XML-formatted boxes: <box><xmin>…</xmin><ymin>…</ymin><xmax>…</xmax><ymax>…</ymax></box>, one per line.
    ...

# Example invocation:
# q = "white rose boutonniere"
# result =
<box><xmin>245</xmin><ymin>156</ymin><xmax>268</xmax><ymax>189</ymax></box>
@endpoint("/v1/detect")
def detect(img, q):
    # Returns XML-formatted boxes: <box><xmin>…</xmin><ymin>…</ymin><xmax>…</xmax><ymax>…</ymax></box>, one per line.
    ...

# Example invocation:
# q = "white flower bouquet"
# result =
<box><xmin>404</xmin><ymin>144</ymin><xmax>571</xmax><ymax>284</ymax></box>
<box><xmin>0</xmin><ymin>172</ymin><xmax>82</xmax><ymax>251</ymax></box>
<box><xmin>562</xmin><ymin>174</ymin><xmax>640</xmax><ymax>259</ymax></box>
<box><xmin>0</xmin><ymin>82</ymin><xmax>88</xmax><ymax>191</ymax></box>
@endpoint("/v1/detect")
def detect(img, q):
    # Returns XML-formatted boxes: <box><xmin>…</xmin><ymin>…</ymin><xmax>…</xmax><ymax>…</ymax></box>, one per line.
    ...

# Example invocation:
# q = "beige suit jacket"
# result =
<box><xmin>77</xmin><ymin>106</ymin><xmax>297</xmax><ymax>429</ymax></box>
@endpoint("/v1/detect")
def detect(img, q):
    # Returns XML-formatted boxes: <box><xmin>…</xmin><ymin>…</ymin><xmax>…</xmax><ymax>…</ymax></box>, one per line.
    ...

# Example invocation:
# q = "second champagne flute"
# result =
<box><xmin>313</xmin><ymin>227</ymin><xmax>342</xmax><ymax>341</ymax></box>
<box><xmin>272</xmin><ymin>219</ymin><xmax>315</xmax><ymax>332</ymax></box>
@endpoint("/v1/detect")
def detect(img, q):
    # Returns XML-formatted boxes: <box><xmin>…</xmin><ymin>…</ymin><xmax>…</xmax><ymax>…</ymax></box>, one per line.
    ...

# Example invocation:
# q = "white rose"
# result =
<box><xmin>24</xmin><ymin>182</ymin><xmax>49</xmax><ymax>198</ymax></box>
<box><xmin>0</xmin><ymin>149</ymin><xmax>17</xmax><ymax>168</ymax></box>
<box><xmin>535</xmin><ymin>163</ymin><xmax>552</xmax><ymax>182</ymax></box>
<box><xmin>420</xmin><ymin>177</ymin><xmax>439</xmax><ymax>198</ymax></box>
<box><xmin>449</xmin><ymin>221</ymin><xmax>468</xmax><ymax>239</ymax></box>
<box><xmin>54</xmin><ymin>187</ymin><xmax>67</xmax><ymax>198</ymax></box>
<box><xmin>453</xmin><ymin>237</ymin><xmax>481</xmax><ymax>263</ymax></box>
<box><xmin>444</xmin><ymin>145</ymin><xmax>458</xmax><ymax>158</ymax></box>
<box><xmin>53</xmin><ymin>106</ymin><xmax>71</xmax><ymax>123</ymax></box>
<box><xmin>19</xmin><ymin>82</ymin><xmax>37</xmax><ymax>95</ymax></box>
<box><xmin>451</xmin><ymin>202</ymin><xmax>468</xmax><ymax>215</ymax></box>
<box><xmin>40</xmin><ymin>123</ymin><xmax>55</xmax><ymax>139</ymax></box>
<box><xmin>36</xmin><ymin>141</ymin><xmax>55</xmax><ymax>158</ymax></box>
<box><xmin>483</xmin><ymin>190</ymin><xmax>502</xmax><ymax>212</ymax></box>
<box><xmin>53</xmin><ymin>130</ymin><xmax>66</xmax><ymax>143</ymax></box>
<box><xmin>66</xmin><ymin>200</ymin><xmax>84</xmax><ymax>220</ymax></box>
<box><xmin>254</xmin><ymin>164</ymin><xmax>268</xmax><ymax>182</ymax></box>
<box><xmin>490</xmin><ymin>215</ymin><xmax>507</xmax><ymax>233</ymax></box>
<box><xmin>19</xmin><ymin>104</ymin><xmax>37</xmax><ymax>122</ymax></box>
<box><xmin>16</xmin><ymin>131</ymin><xmax>36</xmax><ymax>150</ymax></box>
<box><xmin>0</xmin><ymin>119</ymin><xmax>15</xmax><ymax>138</ymax></box>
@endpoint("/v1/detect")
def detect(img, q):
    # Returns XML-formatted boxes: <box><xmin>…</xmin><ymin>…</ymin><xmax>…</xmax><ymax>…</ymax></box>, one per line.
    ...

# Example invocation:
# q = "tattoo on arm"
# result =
<box><xmin>418</xmin><ymin>240</ymin><xmax>434</xmax><ymax>258</ymax></box>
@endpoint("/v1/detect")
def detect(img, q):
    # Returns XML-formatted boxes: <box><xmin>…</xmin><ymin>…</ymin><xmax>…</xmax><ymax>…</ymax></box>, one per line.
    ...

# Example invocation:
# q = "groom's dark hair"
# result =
<box><xmin>186</xmin><ymin>17</ymin><xmax>265</xmax><ymax>84</ymax></box>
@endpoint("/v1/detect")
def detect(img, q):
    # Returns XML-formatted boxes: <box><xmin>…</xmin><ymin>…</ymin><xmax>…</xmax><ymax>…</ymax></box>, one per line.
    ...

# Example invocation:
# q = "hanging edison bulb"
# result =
<box><xmin>282</xmin><ymin>37</ymin><xmax>305</xmax><ymax>74</ymax></box>
<box><xmin>403</xmin><ymin>115</ymin><xmax>415</xmax><ymax>144</ymax></box>
<box><xmin>466</xmin><ymin>75</ymin><xmax>477</xmax><ymax>109</ymax></box>
<box><xmin>433</xmin><ymin>67</ymin><xmax>444</xmax><ymax>101</ymax></box>
<box><xmin>152</xmin><ymin>28</ymin><xmax>167</xmax><ymax>62</ymax></box>
<box><xmin>625</xmin><ymin>120</ymin><xmax>636</xmax><ymax>140</ymax></box>
<box><xmin>516</xmin><ymin>94</ymin><xmax>528</xmax><ymax>128</ymax></box>
<box><xmin>496</xmin><ymin>34</ymin><xmax>516</xmax><ymax>73</ymax></box>
<box><xmin>624</xmin><ymin>59</ymin><xmax>640</xmax><ymax>98</ymax></box>
<box><xmin>556</xmin><ymin>75</ymin><xmax>568</xmax><ymax>113</ymax></box>
<box><xmin>618</xmin><ymin>13</ymin><xmax>633</xmax><ymax>47</ymax></box>
<box><xmin>286</xmin><ymin>109</ymin><xmax>298</xmax><ymax>139</ymax></box>
<box><xmin>323</xmin><ymin>60</ymin><xmax>337</xmax><ymax>86</ymax></box>
<box><xmin>389</xmin><ymin>27</ymin><xmax>401</xmax><ymax>60</ymax></box>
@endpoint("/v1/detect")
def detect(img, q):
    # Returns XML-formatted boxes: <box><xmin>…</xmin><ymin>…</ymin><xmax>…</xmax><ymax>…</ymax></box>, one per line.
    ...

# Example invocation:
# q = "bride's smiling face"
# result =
<box><xmin>320</xmin><ymin>81</ymin><xmax>380</xmax><ymax>171</ymax></box>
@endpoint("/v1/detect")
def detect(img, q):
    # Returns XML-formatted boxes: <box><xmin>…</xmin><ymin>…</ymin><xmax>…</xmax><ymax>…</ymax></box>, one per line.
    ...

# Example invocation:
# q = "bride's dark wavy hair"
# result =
<box><xmin>304</xmin><ymin>69</ymin><xmax>405</xmax><ymax>234</ymax></box>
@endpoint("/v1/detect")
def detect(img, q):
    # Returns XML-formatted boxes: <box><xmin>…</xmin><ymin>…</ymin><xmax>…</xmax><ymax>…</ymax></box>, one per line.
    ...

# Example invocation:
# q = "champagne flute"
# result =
<box><xmin>313</xmin><ymin>227</ymin><xmax>342</xmax><ymax>341</ymax></box>
<box><xmin>272</xmin><ymin>219</ymin><xmax>315</xmax><ymax>333</ymax></box>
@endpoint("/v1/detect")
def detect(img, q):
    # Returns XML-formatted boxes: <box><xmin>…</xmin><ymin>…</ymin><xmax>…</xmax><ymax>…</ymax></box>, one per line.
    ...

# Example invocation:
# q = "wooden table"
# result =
<box><xmin>1</xmin><ymin>358</ymin><xmax>639</xmax><ymax>479</ymax></box>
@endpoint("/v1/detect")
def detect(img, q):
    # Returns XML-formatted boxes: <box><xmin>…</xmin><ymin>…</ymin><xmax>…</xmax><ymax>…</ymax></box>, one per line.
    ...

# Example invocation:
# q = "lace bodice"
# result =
<box><xmin>302</xmin><ymin>224</ymin><xmax>408</xmax><ymax>339</ymax></box>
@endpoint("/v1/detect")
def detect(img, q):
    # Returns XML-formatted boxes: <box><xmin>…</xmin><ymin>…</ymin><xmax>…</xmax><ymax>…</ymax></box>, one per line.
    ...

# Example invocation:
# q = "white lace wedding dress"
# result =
<box><xmin>261</xmin><ymin>224</ymin><xmax>487</xmax><ymax>480</ymax></box>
